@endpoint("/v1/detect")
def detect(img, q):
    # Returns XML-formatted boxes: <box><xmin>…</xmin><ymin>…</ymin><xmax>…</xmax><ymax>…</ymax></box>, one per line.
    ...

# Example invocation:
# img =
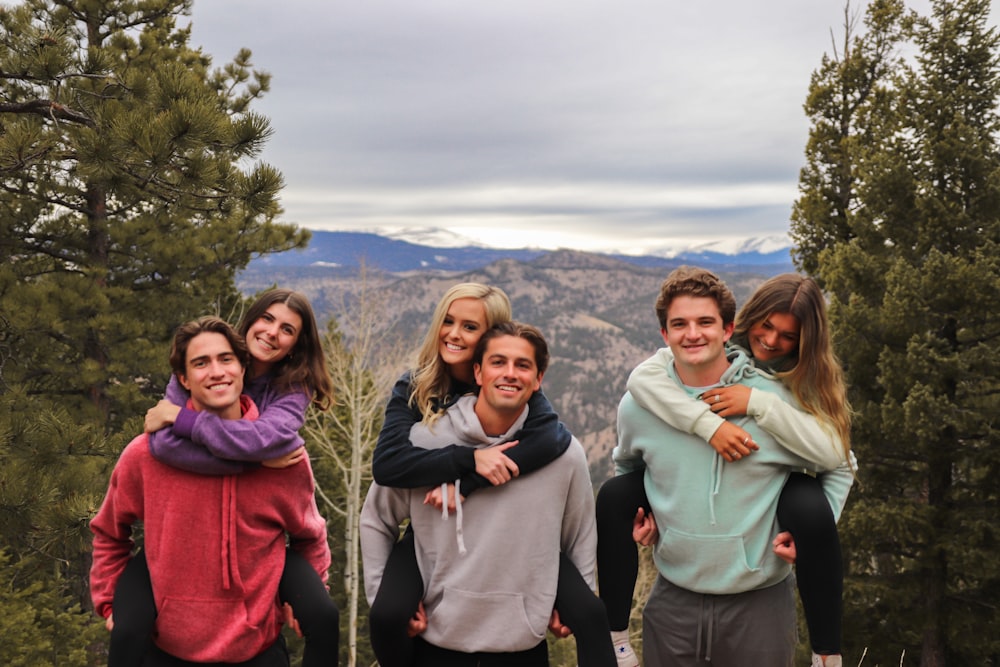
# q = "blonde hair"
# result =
<box><xmin>410</xmin><ymin>283</ymin><xmax>512</xmax><ymax>425</ymax></box>
<box><xmin>733</xmin><ymin>274</ymin><xmax>852</xmax><ymax>460</ymax></box>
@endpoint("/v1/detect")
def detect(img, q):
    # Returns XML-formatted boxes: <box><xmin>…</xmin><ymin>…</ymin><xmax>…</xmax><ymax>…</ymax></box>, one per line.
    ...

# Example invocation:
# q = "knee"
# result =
<box><xmin>368</xmin><ymin>593</ymin><xmax>413</xmax><ymax>636</ymax></box>
<box><xmin>303</xmin><ymin>599</ymin><xmax>340</xmax><ymax>635</ymax></box>
<box><xmin>596</xmin><ymin>474</ymin><xmax>643</xmax><ymax>526</ymax></box>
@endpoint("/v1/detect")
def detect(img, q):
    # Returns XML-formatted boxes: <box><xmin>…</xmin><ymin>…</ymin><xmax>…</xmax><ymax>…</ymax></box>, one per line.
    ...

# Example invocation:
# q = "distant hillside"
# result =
<box><xmin>238</xmin><ymin>247</ymin><xmax>777</xmax><ymax>483</ymax></box>
<box><xmin>244</xmin><ymin>230</ymin><xmax>796</xmax><ymax>276</ymax></box>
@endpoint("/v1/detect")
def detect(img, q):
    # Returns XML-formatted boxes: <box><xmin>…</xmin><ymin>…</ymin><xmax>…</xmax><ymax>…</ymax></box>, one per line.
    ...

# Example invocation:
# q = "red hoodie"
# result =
<box><xmin>90</xmin><ymin>396</ymin><xmax>330</xmax><ymax>663</ymax></box>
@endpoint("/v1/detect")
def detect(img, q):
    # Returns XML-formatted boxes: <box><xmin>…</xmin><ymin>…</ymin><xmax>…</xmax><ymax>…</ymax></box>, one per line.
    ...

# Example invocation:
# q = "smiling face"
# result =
<box><xmin>746</xmin><ymin>311</ymin><xmax>801</xmax><ymax>362</ymax></box>
<box><xmin>438</xmin><ymin>297</ymin><xmax>488</xmax><ymax>374</ymax></box>
<box><xmin>661</xmin><ymin>294</ymin><xmax>734</xmax><ymax>386</ymax></box>
<box><xmin>244</xmin><ymin>302</ymin><xmax>302</xmax><ymax>374</ymax></box>
<box><xmin>178</xmin><ymin>331</ymin><xmax>244</xmax><ymax>418</ymax></box>
<box><xmin>474</xmin><ymin>334</ymin><xmax>543</xmax><ymax>420</ymax></box>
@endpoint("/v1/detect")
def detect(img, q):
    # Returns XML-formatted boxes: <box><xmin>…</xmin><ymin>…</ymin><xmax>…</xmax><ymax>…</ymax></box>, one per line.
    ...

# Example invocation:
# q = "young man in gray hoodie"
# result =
<box><xmin>360</xmin><ymin>321</ymin><xmax>598</xmax><ymax>666</ymax></box>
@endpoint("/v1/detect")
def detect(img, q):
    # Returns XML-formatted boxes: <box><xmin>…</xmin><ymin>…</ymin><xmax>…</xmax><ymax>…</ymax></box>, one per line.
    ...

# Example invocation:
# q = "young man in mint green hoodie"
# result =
<box><xmin>613</xmin><ymin>267</ymin><xmax>853</xmax><ymax>666</ymax></box>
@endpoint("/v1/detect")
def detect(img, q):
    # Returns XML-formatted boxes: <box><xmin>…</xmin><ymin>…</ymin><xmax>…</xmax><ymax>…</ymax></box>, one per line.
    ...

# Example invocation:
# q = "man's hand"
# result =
<box><xmin>424</xmin><ymin>484</ymin><xmax>465</xmax><ymax>512</ymax></box>
<box><xmin>632</xmin><ymin>507</ymin><xmax>659</xmax><ymax>547</ymax></box>
<box><xmin>407</xmin><ymin>601</ymin><xmax>428</xmax><ymax>637</ymax></box>
<box><xmin>474</xmin><ymin>441</ymin><xmax>519</xmax><ymax>485</ymax></box>
<box><xmin>144</xmin><ymin>399</ymin><xmax>181</xmax><ymax>433</ymax></box>
<box><xmin>707</xmin><ymin>421</ymin><xmax>759</xmax><ymax>462</ymax></box>
<box><xmin>773</xmin><ymin>531</ymin><xmax>797</xmax><ymax>564</ymax></box>
<box><xmin>263</xmin><ymin>446</ymin><xmax>307</xmax><ymax>469</ymax></box>
<box><xmin>283</xmin><ymin>602</ymin><xmax>303</xmax><ymax>637</ymax></box>
<box><xmin>548</xmin><ymin>609</ymin><xmax>572</xmax><ymax>638</ymax></box>
<box><xmin>105</xmin><ymin>613</ymin><xmax>114</xmax><ymax>632</ymax></box>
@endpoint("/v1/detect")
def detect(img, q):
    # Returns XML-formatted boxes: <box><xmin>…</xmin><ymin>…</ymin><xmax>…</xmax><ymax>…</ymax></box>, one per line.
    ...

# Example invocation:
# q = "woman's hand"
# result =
<box><xmin>707</xmin><ymin>421</ymin><xmax>759</xmax><ymax>462</ymax></box>
<box><xmin>144</xmin><ymin>400</ymin><xmax>181</xmax><ymax>433</ymax></box>
<box><xmin>701</xmin><ymin>385</ymin><xmax>752</xmax><ymax>418</ymax></box>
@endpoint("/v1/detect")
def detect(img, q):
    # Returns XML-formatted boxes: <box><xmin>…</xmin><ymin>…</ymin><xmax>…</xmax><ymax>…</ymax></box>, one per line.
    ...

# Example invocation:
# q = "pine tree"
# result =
<box><xmin>0</xmin><ymin>0</ymin><xmax>308</xmax><ymax>427</ymax></box>
<box><xmin>1</xmin><ymin>1</ymin><xmax>309</xmax><ymax>658</ymax></box>
<box><xmin>792</xmin><ymin>1</ymin><xmax>1000</xmax><ymax>664</ymax></box>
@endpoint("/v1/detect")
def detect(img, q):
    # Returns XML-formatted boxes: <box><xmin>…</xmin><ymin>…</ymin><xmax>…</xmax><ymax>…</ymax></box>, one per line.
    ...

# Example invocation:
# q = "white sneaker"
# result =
<box><xmin>811</xmin><ymin>654</ymin><xmax>843</xmax><ymax>667</ymax></box>
<box><xmin>611</xmin><ymin>630</ymin><xmax>639</xmax><ymax>667</ymax></box>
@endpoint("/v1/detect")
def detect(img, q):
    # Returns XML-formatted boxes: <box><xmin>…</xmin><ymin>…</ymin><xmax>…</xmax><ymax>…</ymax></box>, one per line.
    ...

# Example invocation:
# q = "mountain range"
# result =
<box><xmin>239</xmin><ymin>234</ymin><xmax>794</xmax><ymax>482</ymax></box>
<box><xmin>245</xmin><ymin>230</ymin><xmax>797</xmax><ymax>276</ymax></box>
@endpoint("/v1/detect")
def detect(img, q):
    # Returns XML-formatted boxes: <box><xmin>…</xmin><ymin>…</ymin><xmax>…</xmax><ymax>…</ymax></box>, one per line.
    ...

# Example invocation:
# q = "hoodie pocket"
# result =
<box><xmin>656</xmin><ymin>528</ymin><xmax>759</xmax><ymax>594</ymax></box>
<box><xmin>155</xmin><ymin>596</ymin><xmax>271</xmax><ymax>661</ymax></box>
<box><xmin>432</xmin><ymin>586</ymin><xmax>545</xmax><ymax>652</ymax></box>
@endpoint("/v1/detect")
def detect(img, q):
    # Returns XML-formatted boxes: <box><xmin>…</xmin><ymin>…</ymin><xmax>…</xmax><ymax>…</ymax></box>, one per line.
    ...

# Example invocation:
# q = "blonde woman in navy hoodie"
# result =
<box><xmin>367</xmin><ymin>283</ymin><xmax>615</xmax><ymax>666</ymax></box>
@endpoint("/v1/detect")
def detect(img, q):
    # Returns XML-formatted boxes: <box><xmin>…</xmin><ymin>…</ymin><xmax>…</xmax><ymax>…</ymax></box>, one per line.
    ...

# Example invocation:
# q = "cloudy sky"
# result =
<box><xmin>187</xmin><ymin>0</ymin><xmax>956</xmax><ymax>254</ymax></box>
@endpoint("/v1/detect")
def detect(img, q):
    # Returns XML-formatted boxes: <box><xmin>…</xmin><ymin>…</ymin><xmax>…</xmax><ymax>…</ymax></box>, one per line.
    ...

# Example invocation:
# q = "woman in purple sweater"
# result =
<box><xmin>106</xmin><ymin>289</ymin><xmax>338</xmax><ymax>667</ymax></box>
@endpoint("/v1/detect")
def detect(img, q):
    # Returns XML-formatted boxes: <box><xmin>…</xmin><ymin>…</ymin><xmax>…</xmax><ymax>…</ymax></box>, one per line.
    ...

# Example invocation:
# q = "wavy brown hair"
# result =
<box><xmin>238</xmin><ymin>288</ymin><xmax>334</xmax><ymax>411</ymax></box>
<box><xmin>733</xmin><ymin>274</ymin><xmax>852</xmax><ymax>460</ymax></box>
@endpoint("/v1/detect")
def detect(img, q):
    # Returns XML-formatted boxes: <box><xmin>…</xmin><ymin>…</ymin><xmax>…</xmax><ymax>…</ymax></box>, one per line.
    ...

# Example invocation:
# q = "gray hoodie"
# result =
<box><xmin>360</xmin><ymin>395</ymin><xmax>597</xmax><ymax>654</ymax></box>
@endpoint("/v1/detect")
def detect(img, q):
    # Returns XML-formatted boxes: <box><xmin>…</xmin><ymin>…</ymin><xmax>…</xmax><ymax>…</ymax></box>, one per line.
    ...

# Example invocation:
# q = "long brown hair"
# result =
<box><xmin>733</xmin><ymin>274</ymin><xmax>852</xmax><ymax>460</ymax></box>
<box><xmin>410</xmin><ymin>283</ymin><xmax>512</xmax><ymax>425</ymax></box>
<box><xmin>238</xmin><ymin>288</ymin><xmax>334</xmax><ymax>411</ymax></box>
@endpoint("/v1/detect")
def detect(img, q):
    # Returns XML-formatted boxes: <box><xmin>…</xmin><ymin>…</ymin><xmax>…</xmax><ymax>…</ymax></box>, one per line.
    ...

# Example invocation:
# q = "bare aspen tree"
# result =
<box><xmin>303</xmin><ymin>270</ymin><xmax>408</xmax><ymax>667</ymax></box>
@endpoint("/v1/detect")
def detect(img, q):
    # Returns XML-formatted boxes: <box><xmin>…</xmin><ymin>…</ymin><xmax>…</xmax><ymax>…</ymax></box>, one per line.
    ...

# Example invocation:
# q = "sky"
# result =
<box><xmin>187</xmin><ymin>0</ymin><xmax>965</xmax><ymax>255</ymax></box>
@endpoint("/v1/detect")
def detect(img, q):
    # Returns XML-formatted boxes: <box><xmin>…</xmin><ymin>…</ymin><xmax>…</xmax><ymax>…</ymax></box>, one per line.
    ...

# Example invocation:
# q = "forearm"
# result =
<box><xmin>749</xmin><ymin>390</ymin><xmax>847</xmax><ymax>470</ymax></box>
<box><xmin>373</xmin><ymin>375</ymin><xmax>476</xmax><ymax>487</ymax></box>
<box><xmin>147</xmin><ymin>426</ymin><xmax>245</xmax><ymax>475</ymax></box>
<box><xmin>359</xmin><ymin>486</ymin><xmax>407</xmax><ymax>604</ymax></box>
<box><xmin>627</xmin><ymin>348</ymin><xmax>724</xmax><ymax>442</ymax></box>
<box><xmin>817</xmin><ymin>452</ymin><xmax>857</xmax><ymax>522</ymax></box>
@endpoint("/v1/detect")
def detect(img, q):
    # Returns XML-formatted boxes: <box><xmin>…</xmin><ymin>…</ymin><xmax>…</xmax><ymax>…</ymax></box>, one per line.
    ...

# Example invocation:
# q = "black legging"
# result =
<box><xmin>776</xmin><ymin>472</ymin><xmax>842</xmax><ymax>655</ymax></box>
<box><xmin>107</xmin><ymin>549</ymin><xmax>339</xmax><ymax>667</ymax></box>
<box><xmin>595</xmin><ymin>469</ymin><xmax>842</xmax><ymax>655</ymax></box>
<box><xmin>368</xmin><ymin>530</ymin><xmax>616</xmax><ymax>667</ymax></box>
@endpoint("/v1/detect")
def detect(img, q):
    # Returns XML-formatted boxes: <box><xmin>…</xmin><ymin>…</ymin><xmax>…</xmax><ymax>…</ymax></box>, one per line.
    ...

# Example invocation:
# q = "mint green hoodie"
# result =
<box><xmin>614</xmin><ymin>348</ymin><xmax>854</xmax><ymax>595</ymax></box>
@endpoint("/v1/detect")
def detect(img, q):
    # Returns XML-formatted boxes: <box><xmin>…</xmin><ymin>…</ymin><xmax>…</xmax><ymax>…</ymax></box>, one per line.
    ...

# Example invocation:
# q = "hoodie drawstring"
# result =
<box><xmin>695</xmin><ymin>595</ymin><xmax>715</xmax><ymax>661</ymax></box>
<box><xmin>709</xmin><ymin>453</ymin><xmax>724</xmax><ymax>526</ymax></box>
<box><xmin>221</xmin><ymin>476</ymin><xmax>239</xmax><ymax>590</ymax></box>
<box><xmin>438</xmin><ymin>479</ymin><xmax>468</xmax><ymax>556</ymax></box>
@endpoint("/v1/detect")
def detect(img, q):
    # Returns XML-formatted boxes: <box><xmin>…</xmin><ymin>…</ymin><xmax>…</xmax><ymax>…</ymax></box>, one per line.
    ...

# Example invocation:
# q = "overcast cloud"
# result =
<box><xmin>188</xmin><ymin>0</ymin><xmax>974</xmax><ymax>254</ymax></box>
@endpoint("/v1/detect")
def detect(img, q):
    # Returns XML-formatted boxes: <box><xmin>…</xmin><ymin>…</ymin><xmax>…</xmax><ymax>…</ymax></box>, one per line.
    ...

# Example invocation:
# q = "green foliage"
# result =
<box><xmin>0</xmin><ymin>0</ymin><xmax>308</xmax><ymax>431</ymax></box>
<box><xmin>792</xmin><ymin>0</ymin><xmax>1000</xmax><ymax>663</ymax></box>
<box><xmin>0</xmin><ymin>0</ymin><xmax>308</xmax><ymax>660</ymax></box>
<box><xmin>0</xmin><ymin>550</ymin><xmax>106</xmax><ymax>667</ymax></box>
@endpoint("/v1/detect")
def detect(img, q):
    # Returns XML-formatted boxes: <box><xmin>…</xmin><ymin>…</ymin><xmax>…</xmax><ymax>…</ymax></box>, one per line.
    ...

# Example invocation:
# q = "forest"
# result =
<box><xmin>2</xmin><ymin>1</ymin><xmax>999</xmax><ymax>666</ymax></box>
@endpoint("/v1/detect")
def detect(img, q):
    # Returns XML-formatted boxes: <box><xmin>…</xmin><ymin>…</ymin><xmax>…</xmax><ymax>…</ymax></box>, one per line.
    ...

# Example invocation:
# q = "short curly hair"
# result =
<box><xmin>654</xmin><ymin>266</ymin><xmax>736</xmax><ymax>330</ymax></box>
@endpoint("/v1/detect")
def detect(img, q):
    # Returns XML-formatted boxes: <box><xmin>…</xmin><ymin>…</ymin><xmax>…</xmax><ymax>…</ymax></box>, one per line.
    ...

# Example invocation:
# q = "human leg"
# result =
<box><xmin>776</xmin><ymin>472</ymin><xmax>843</xmax><ymax>657</ymax></box>
<box><xmin>710</xmin><ymin>575</ymin><xmax>797</xmax><ymax>666</ymax></box>
<box><xmin>640</xmin><ymin>575</ymin><xmax>705</xmax><ymax>667</ymax></box>
<box><xmin>108</xmin><ymin>550</ymin><xmax>157</xmax><ymax>667</ymax></box>
<box><xmin>595</xmin><ymin>470</ymin><xmax>649</xmax><ymax>631</ymax></box>
<box><xmin>553</xmin><ymin>552</ymin><xmax>616</xmax><ymax>667</ymax></box>
<box><xmin>278</xmin><ymin>548</ymin><xmax>340</xmax><ymax>667</ymax></box>
<box><xmin>595</xmin><ymin>470</ymin><xmax>649</xmax><ymax>665</ymax></box>
<box><xmin>368</xmin><ymin>528</ymin><xmax>424</xmax><ymax>667</ymax></box>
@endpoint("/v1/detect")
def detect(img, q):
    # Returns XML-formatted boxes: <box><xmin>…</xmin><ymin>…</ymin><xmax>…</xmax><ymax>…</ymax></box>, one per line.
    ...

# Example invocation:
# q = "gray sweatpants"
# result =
<box><xmin>642</xmin><ymin>574</ymin><xmax>797</xmax><ymax>666</ymax></box>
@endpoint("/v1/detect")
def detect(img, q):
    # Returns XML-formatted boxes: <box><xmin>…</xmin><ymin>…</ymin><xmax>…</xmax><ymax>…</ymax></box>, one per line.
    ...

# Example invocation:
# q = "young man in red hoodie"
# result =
<box><xmin>90</xmin><ymin>316</ymin><xmax>330</xmax><ymax>665</ymax></box>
